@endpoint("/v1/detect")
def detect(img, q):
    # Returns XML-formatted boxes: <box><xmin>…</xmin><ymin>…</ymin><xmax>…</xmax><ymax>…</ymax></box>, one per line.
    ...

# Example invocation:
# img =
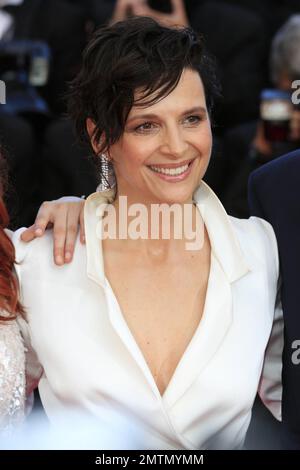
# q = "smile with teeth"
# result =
<box><xmin>148</xmin><ymin>161</ymin><xmax>192</xmax><ymax>176</ymax></box>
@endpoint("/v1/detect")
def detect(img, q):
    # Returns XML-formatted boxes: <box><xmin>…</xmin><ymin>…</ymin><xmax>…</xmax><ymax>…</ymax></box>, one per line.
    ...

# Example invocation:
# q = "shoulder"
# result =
<box><xmin>0</xmin><ymin>318</ymin><xmax>24</xmax><ymax>362</ymax></box>
<box><xmin>12</xmin><ymin>228</ymin><xmax>86</xmax><ymax>285</ymax></box>
<box><xmin>0</xmin><ymin>319</ymin><xmax>25</xmax><ymax>425</ymax></box>
<box><xmin>12</xmin><ymin>228</ymin><xmax>57</xmax><ymax>271</ymax></box>
<box><xmin>229</xmin><ymin>215</ymin><xmax>279</xmax><ymax>280</ymax></box>
<box><xmin>194</xmin><ymin>181</ymin><xmax>279</xmax><ymax>281</ymax></box>
<box><xmin>249</xmin><ymin>150</ymin><xmax>300</xmax><ymax>219</ymax></box>
<box><xmin>12</xmin><ymin>227</ymin><xmax>47</xmax><ymax>262</ymax></box>
<box><xmin>249</xmin><ymin>150</ymin><xmax>300</xmax><ymax>193</ymax></box>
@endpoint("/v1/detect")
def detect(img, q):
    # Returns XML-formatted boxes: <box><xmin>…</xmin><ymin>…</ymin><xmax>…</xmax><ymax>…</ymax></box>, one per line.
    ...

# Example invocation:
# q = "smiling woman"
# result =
<box><xmin>86</xmin><ymin>69</ymin><xmax>212</xmax><ymax>206</ymax></box>
<box><xmin>69</xmin><ymin>16</ymin><xmax>219</xmax><ymax>155</ymax></box>
<box><xmin>0</xmin><ymin>150</ymin><xmax>26</xmax><ymax>436</ymax></box>
<box><xmin>12</xmin><ymin>17</ymin><xmax>283</xmax><ymax>450</ymax></box>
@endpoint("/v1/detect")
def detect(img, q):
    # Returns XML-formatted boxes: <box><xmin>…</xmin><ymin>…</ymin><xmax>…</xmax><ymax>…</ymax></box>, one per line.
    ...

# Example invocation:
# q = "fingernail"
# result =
<box><xmin>35</xmin><ymin>228</ymin><xmax>43</xmax><ymax>236</ymax></box>
<box><xmin>56</xmin><ymin>255</ymin><xmax>63</xmax><ymax>265</ymax></box>
<box><xmin>65</xmin><ymin>252</ymin><xmax>72</xmax><ymax>261</ymax></box>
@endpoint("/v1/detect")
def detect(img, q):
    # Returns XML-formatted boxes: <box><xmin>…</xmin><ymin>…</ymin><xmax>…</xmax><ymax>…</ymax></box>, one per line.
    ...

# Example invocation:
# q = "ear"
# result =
<box><xmin>86</xmin><ymin>118</ymin><xmax>102</xmax><ymax>155</ymax></box>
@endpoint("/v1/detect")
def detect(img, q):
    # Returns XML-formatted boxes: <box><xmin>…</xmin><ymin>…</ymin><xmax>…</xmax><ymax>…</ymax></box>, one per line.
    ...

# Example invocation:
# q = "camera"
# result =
<box><xmin>0</xmin><ymin>40</ymin><xmax>50</xmax><ymax>115</ymax></box>
<box><xmin>0</xmin><ymin>40</ymin><xmax>50</xmax><ymax>87</ymax></box>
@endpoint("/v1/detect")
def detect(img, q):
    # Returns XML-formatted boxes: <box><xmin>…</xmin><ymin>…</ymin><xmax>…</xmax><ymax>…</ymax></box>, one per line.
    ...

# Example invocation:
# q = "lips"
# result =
<box><xmin>149</xmin><ymin>163</ymin><xmax>189</xmax><ymax>176</ymax></box>
<box><xmin>147</xmin><ymin>158</ymin><xmax>194</xmax><ymax>176</ymax></box>
<box><xmin>147</xmin><ymin>158</ymin><xmax>195</xmax><ymax>182</ymax></box>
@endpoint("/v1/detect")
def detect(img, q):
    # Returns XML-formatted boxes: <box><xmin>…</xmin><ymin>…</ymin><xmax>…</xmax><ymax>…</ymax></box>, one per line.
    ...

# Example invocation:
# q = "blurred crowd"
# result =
<box><xmin>0</xmin><ymin>0</ymin><xmax>300</xmax><ymax>227</ymax></box>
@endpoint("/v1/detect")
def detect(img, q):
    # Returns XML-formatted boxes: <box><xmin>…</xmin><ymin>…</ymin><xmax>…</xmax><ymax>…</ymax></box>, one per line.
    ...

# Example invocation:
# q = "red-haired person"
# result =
<box><xmin>0</xmin><ymin>159</ymin><xmax>26</xmax><ymax>435</ymax></box>
<box><xmin>0</xmin><ymin>151</ymin><xmax>84</xmax><ymax>435</ymax></box>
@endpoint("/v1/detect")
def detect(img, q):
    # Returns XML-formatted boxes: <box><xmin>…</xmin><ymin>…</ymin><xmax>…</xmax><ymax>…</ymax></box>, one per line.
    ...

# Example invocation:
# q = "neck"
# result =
<box><xmin>102</xmin><ymin>193</ymin><xmax>204</xmax><ymax>258</ymax></box>
<box><xmin>114</xmin><ymin>185</ymin><xmax>194</xmax><ymax>208</ymax></box>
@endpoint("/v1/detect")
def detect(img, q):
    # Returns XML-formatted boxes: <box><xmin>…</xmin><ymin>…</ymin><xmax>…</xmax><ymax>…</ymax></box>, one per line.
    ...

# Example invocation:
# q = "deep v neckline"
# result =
<box><xmin>83</xmin><ymin>181</ymin><xmax>248</xmax><ymax>406</ymax></box>
<box><xmin>103</xmin><ymin>250</ymin><xmax>213</xmax><ymax>402</ymax></box>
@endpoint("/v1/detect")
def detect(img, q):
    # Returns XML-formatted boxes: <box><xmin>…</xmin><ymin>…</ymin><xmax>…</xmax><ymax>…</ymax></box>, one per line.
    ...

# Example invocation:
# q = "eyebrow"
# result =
<box><xmin>127</xmin><ymin>106</ymin><xmax>207</xmax><ymax>123</ymax></box>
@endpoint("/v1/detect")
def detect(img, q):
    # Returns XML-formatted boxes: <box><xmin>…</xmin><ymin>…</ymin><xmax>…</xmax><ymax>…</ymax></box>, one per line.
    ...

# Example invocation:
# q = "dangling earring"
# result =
<box><xmin>96</xmin><ymin>153</ymin><xmax>116</xmax><ymax>192</ymax></box>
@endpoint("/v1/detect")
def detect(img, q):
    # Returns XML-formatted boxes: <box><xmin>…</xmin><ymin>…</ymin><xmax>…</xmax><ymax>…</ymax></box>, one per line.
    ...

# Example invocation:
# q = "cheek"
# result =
<box><xmin>202</xmin><ymin>121</ymin><xmax>213</xmax><ymax>142</ymax></box>
<box><xmin>115</xmin><ymin>137</ymin><xmax>155</xmax><ymax>170</ymax></box>
<box><xmin>204</xmin><ymin>128</ymin><xmax>213</xmax><ymax>154</ymax></box>
<box><xmin>192</xmin><ymin>125</ymin><xmax>213</xmax><ymax>155</ymax></box>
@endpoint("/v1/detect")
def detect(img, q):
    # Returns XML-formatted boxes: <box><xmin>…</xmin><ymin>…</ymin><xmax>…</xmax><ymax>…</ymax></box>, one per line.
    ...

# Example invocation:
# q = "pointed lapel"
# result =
<box><xmin>162</xmin><ymin>253</ymin><xmax>233</xmax><ymax>408</ymax></box>
<box><xmin>83</xmin><ymin>182</ymin><xmax>251</xmax><ymax>408</ymax></box>
<box><xmin>163</xmin><ymin>182</ymin><xmax>251</xmax><ymax>407</ymax></box>
<box><xmin>84</xmin><ymin>189</ymin><xmax>163</xmax><ymax>399</ymax></box>
<box><xmin>193</xmin><ymin>182</ymin><xmax>250</xmax><ymax>283</ymax></box>
<box><xmin>105</xmin><ymin>278</ymin><xmax>165</xmax><ymax>401</ymax></box>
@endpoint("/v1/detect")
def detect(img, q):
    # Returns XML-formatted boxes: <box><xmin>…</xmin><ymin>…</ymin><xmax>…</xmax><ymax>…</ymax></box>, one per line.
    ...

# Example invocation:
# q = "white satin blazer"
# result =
<box><xmin>14</xmin><ymin>182</ymin><xmax>283</xmax><ymax>450</ymax></box>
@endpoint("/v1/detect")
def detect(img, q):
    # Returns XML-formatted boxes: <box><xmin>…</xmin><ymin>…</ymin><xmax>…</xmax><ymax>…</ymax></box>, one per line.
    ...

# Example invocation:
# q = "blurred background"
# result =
<box><xmin>0</xmin><ymin>0</ymin><xmax>300</xmax><ymax>229</ymax></box>
<box><xmin>1</xmin><ymin>0</ymin><xmax>299</xmax><ymax>449</ymax></box>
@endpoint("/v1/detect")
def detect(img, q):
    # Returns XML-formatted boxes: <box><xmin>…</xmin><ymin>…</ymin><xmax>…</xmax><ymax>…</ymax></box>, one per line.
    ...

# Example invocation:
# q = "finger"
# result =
<box><xmin>33</xmin><ymin>202</ymin><xmax>55</xmax><ymax>236</ymax></box>
<box><xmin>53</xmin><ymin>208</ymin><xmax>68</xmax><ymax>266</ymax></box>
<box><xmin>64</xmin><ymin>205</ymin><xmax>81</xmax><ymax>263</ymax></box>
<box><xmin>20</xmin><ymin>225</ymin><xmax>36</xmax><ymax>242</ymax></box>
<box><xmin>79</xmin><ymin>207</ymin><xmax>86</xmax><ymax>244</ymax></box>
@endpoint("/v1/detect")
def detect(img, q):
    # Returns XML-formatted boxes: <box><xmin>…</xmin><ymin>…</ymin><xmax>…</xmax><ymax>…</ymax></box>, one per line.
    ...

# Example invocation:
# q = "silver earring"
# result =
<box><xmin>96</xmin><ymin>153</ymin><xmax>116</xmax><ymax>192</ymax></box>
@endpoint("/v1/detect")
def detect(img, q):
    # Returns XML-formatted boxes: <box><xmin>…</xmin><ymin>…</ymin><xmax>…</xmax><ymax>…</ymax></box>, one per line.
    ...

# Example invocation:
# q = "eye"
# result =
<box><xmin>183</xmin><ymin>115</ymin><xmax>202</xmax><ymax>126</ymax></box>
<box><xmin>134</xmin><ymin>122</ymin><xmax>158</xmax><ymax>133</ymax></box>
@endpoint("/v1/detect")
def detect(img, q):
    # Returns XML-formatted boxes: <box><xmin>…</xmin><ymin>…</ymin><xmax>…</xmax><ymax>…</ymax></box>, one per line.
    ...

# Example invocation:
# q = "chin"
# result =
<box><xmin>157</xmin><ymin>188</ymin><xmax>196</xmax><ymax>205</ymax></box>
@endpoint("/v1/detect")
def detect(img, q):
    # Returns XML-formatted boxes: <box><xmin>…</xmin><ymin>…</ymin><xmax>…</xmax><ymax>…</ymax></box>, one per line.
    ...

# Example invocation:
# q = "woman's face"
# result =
<box><xmin>93</xmin><ymin>68</ymin><xmax>212</xmax><ymax>204</ymax></box>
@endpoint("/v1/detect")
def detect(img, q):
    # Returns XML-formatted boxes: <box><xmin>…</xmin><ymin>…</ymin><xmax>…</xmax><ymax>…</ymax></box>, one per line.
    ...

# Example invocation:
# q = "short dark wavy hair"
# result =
<box><xmin>68</xmin><ymin>16</ymin><xmax>221</xmax><ymax>156</ymax></box>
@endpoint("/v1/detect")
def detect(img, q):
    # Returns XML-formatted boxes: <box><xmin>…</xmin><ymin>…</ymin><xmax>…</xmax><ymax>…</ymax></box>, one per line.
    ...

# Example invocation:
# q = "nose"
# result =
<box><xmin>159</xmin><ymin>125</ymin><xmax>189</xmax><ymax>159</ymax></box>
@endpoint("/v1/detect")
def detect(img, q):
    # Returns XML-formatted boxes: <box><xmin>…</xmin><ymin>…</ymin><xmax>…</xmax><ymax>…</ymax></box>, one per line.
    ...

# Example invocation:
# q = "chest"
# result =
<box><xmin>103</xmin><ymin>241</ymin><xmax>211</xmax><ymax>395</ymax></box>
<box><xmin>25</xmin><ymin>253</ymin><xmax>274</xmax><ymax>423</ymax></box>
